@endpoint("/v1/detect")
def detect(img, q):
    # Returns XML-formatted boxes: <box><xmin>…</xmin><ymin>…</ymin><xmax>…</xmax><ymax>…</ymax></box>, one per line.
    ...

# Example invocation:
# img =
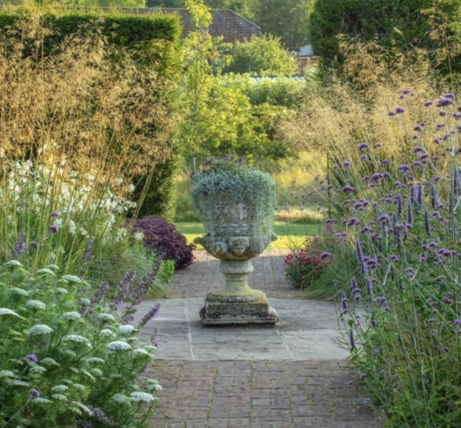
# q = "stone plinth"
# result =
<box><xmin>199</xmin><ymin>260</ymin><xmax>280</xmax><ymax>325</ymax></box>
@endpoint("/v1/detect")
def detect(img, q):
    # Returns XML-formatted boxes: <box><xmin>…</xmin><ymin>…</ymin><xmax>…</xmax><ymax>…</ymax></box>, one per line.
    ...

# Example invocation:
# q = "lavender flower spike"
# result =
<box><xmin>138</xmin><ymin>303</ymin><xmax>161</xmax><ymax>328</ymax></box>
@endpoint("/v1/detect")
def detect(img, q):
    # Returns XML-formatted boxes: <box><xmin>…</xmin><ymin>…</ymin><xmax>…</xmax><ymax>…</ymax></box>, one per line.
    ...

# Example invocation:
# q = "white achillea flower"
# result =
<box><xmin>33</xmin><ymin>397</ymin><xmax>52</xmax><ymax>404</ymax></box>
<box><xmin>98</xmin><ymin>313</ymin><xmax>116</xmax><ymax>322</ymax></box>
<box><xmin>107</xmin><ymin>341</ymin><xmax>131</xmax><ymax>351</ymax></box>
<box><xmin>4</xmin><ymin>260</ymin><xmax>23</xmax><ymax>267</ymax></box>
<box><xmin>26</xmin><ymin>300</ymin><xmax>47</xmax><ymax>310</ymax></box>
<box><xmin>41</xmin><ymin>358</ymin><xmax>60</xmax><ymax>367</ymax></box>
<box><xmin>99</xmin><ymin>329</ymin><xmax>116</xmax><ymax>338</ymax></box>
<box><xmin>55</xmin><ymin>288</ymin><xmax>68</xmax><ymax>294</ymax></box>
<box><xmin>130</xmin><ymin>392</ymin><xmax>156</xmax><ymax>403</ymax></box>
<box><xmin>112</xmin><ymin>393</ymin><xmax>131</xmax><ymax>404</ymax></box>
<box><xmin>61</xmin><ymin>312</ymin><xmax>81</xmax><ymax>321</ymax></box>
<box><xmin>118</xmin><ymin>325</ymin><xmax>137</xmax><ymax>335</ymax></box>
<box><xmin>90</xmin><ymin>368</ymin><xmax>102</xmax><ymax>377</ymax></box>
<box><xmin>0</xmin><ymin>308</ymin><xmax>21</xmax><ymax>317</ymax></box>
<box><xmin>133</xmin><ymin>232</ymin><xmax>144</xmax><ymax>241</ymax></box>
<box><xmin>80</xmin><ymin>298</ymin><xmax>91</xmax><ymax>305</ymax></box>
<box><xmin>69</xmin><ymin>220</ymin><xmax>77</xmax><ymax>235</ymax></box>
<box><xmin>30</xmin><ymin>324</ymin><xmax>53</xmax><ymax>335</ymax></box>
<box><xmin>30</xmin><ymin>365</ymin><xmax>47</xmax><ymax>374</ymax></box>
<box><xmin>8</xmin><ymin>380</ymin><xmax>29</xmax><ymax>387</ymax></box>
<box><xmin>0</xmin><ymin>370</ymin><xmax>16</xmax><ymax>377</ymax></box>
<box><xmin>86</xmin><ymin>357</ymin><xmax>105</xmax><ymax>364</ymax></box>
<box><xmin>9</xmin><ymin>287</ymin><xmax>29</xmax><ymax>297</ymax></box>
<box><xmin>147</xmin><ymin>379</ymin><xmax>163</xmax><ymax>391</ymax></box>
<box><xmin>51</xmin><ymin>385</ymin><xmax>69</xmax><ymax>392</ymax></box>
<box><xmin>63</xmin><ymin>335</ymin><xmax>91</xmax><ymax>346</ymax></box>
<box><xmin>61</xmin><ymin>275</ymin><xmax>82</xmax><ymax>284</ymax></box>
<box><xmin>52</xmin><ymin>394</ymin><xmax>67</xmax><ymax>401</ymax></box>
<box><xmin>36</xmin><ymin>268</ymin><xmax>55</xmax><ymax>277</ymax></box>
<box><xmin>132</xmin><ymin>349</ymin><xmax>153</xmax><ymax>358</ymax></box>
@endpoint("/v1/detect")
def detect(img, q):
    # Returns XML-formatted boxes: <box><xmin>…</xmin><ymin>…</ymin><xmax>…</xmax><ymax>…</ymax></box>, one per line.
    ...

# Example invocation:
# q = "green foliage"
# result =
<box><xmin>176</xmin><ymin>1</ymin><xmax>296</xmax><ymax>163</ymax></box>
<box><xmin>132</xmin><ymin>159</ymin><xmax>178</xmax><ymax>220</ymax></box>
<box><xmin>256</xmin><ymin>0</ymin><xmax>310</xmax><ymax>49</ymax></box>
<box><xmin>310</xmin><ymin>0</ymin><xmax>433</xmax><ymax>63</ymax></box>
<box><xmin>223</xmin><ymin>35</ymin><xmax>298</xmax><ymax>76</ymax></box>
<box><xmin>191</xmin><ymin>160</ymin><xmax>277</xmax><ymax>233</ymax></box>
<box><xmin>0</xmin><ymin>261</ymin><xmax>161</xmax><ymax>427</ymax></box>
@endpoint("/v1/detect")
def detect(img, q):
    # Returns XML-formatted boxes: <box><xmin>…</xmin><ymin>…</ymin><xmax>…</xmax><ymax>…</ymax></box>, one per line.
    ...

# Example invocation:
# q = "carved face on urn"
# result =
<box><xmin>228</xmin><ymin>237</ymin><xmax>250</xmax><ymax>257</ymax></box>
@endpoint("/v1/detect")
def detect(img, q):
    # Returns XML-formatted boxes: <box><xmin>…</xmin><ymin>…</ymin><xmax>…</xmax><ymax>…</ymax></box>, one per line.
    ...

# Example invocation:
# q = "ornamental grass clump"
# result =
<box><xmin>317</xmin><ymin>89</ymin><xmax>461</xmax><ymax>426</ymax></box>
<box><xmin>0</xmin><ymin>261</ymin><xmax>161</xmax><ymax>427</ymax></box>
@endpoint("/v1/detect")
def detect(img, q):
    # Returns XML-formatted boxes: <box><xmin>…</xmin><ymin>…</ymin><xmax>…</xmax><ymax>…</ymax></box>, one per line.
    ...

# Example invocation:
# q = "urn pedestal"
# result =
<box><xmin>191</xmin><ymin>163</ymin><xmax>279</xmax><ymax>326</ymax></box>
<box><xmin>196</xmin><ymin>256</ymin><xmax>280</xmax><ymax>325</ymax></box>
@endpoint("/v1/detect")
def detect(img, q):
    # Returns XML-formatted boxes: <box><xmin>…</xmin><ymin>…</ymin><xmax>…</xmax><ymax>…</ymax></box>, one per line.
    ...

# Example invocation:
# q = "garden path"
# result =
<box><xmin>137</xmin><ymin>249</ymin><xmax>381</xmax><ymax>428</ymax></box>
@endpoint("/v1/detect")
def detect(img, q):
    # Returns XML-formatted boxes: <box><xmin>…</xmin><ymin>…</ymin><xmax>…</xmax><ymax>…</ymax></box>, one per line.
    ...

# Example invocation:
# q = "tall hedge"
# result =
<box><xmin>309</xmin><ymin>0</ymin><xmax>435</xmax><ymax>69</ymax></box>
<box><xmin>0</xmin><ymin>6</ymin><xmax>183</xmax><ymax>218</ymax></box>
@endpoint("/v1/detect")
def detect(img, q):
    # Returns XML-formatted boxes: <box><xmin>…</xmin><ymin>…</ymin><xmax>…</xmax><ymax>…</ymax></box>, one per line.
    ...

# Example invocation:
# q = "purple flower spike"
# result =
<box><xmin>358</xmin><ymin>142</ymin><xmax>369</xmax><ymax>150</ymax></box>
<box><xmin>414</xmin><ymin>146</ymin><xmax>425</xmax><ymax>153</ymax></box>
<box><xmin>437</xmin><ymin>97</ymin><xmax>453</xmax><ymax>107</ymax></box>
<box><xmin>424</xmin><ymin>101</ymin><xmax>433</xmax><ymax>107</ymax></box>
<box><xmin>395</xmin><ymin>106</ymin><xmax>406</xmax><ymax>114</ymax></box>
<box><xmin>371</xmin><ymin>173</ymin><xmax>384</xmax><ymax>182</ymax></box>
<box><xmin>388</xmin><ymin>111</ymin><xmax>396</xmax><ymax>116</ymax></box>
<box><xmin>382</xmin><ymin>159</ymin><xmax>390</xmax><ymax>165</ymax></box>
<box><xmin>342</xmin><ymin>185</ymin><xmax>355</xmax><ymax>193</ymax></box>
<box><xmin>414</xmin><ymin>125</ymin><xmax>423</xmax><ymax>132</ymax></box>
<box><xmin>398</xmin><ymin>164</ymin><xmax>411</xmax><ymax>172</ymax></box>
<box><xmin>320</xmin><ymin>252</ymin><xmax>332</xmax><ymax>260</ymax></box>
<box><xmin>402</xmin><ymin>89</ymin><xmax>412</xmax><ymax>95</ymax></box>
<box><xmin>360</xmin><ymin>154</ymin><xmax>369</xmax><ymax>161</ymax></box>
<box><xmin>375</xmin><ymin>142</ymin><xmax>383</xmax><ymax>148</ymax></box>
<box><xmin>343</xmin><ymin>161</ymin><xmax>352</xmax><ymax>167</ymax></box>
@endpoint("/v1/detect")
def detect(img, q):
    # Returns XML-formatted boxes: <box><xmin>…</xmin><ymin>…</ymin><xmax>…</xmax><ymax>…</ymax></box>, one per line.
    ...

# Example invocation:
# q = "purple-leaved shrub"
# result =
<box><xmin>129</xmin><ymin>216</ymin><xmax>195</xmax><ymax>270</ymax></box>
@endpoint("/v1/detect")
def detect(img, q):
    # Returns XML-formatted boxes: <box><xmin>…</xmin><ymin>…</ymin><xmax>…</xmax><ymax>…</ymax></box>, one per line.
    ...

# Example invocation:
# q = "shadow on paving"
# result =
<box><xmin>142</xmin><ymin>250</ymin><xmax>382</xmax><ymax>427</ymax></box>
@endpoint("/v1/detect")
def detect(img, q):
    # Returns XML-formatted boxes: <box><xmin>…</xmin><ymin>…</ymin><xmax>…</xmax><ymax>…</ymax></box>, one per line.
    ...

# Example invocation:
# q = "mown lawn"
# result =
<box><xmin>175</xmin><ymin>221</ymin><xmax>319</xmax><ymax>250</ymax></box>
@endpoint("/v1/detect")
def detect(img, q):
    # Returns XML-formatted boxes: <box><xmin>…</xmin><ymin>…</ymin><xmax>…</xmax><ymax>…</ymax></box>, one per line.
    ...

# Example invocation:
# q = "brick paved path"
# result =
<box><xmin>146</xmin><ymin>250</ymin><xmax>381</xmax><ymax>428</ymax></box>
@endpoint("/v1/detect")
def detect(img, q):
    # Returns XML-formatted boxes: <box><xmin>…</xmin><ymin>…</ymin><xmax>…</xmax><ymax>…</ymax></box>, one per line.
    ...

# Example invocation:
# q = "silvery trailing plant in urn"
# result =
<box><xmin>191</xmin><ymin>160</ymin><xmax>279</xmax><ymax>325</ymax></box>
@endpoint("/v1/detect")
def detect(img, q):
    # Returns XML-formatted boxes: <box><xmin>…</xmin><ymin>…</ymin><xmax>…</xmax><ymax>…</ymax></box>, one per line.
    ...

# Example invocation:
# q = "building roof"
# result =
<box><xmin>133</xmin><ymin>8</ymin><xmax>263</xmax><ymax>43</ymax></box>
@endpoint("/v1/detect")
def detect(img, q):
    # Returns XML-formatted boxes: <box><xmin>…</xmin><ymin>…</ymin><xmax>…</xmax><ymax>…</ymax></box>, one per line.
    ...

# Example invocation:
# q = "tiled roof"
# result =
<box><xmin>130</xmin><ymin>8</ymin><xmax>263</xmax><ymax>43</ymax></box>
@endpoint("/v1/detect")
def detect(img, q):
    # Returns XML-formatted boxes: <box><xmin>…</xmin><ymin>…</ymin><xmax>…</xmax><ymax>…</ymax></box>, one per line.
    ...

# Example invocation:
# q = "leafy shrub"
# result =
<box><xmin>129</xmin><ymin>216</ymin><xmax>195</xmax><ymax>270</ymax></box>
<box><xmin>284</xmin><ymin>236</ymin><xmax>334</xmax><ymax>289</ymax></box>
<box><xmin>0</xmin><ymin>261</ymin><xmax>162</xmax><ymax>427</ymax></box>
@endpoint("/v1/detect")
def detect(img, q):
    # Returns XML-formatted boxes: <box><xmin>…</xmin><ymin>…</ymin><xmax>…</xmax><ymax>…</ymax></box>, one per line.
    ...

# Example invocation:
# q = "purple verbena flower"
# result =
<box><xmin>30</xmin><ymin>389</ymin><xmax>41</xmax><ymax>398</ymax></box>
<box><xmin>342</xmin><ymin>185</ymin><xmax>355</xmax><ymax>193</ymax></box>
<box><xmin>27</xmin><ymin>354</ymin><xmax>38</xmax><ymax>363</ymax></box>
<box><xmin>358</xmin><ymin>142</ymin><xmax>369</xmax><ymax>150</ymax></box>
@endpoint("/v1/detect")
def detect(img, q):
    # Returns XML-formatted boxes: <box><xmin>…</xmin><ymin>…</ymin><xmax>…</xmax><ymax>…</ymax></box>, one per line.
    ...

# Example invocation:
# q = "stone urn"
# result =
<box><xmin>191</xmin><ymin>161</ymin><xmax>279</xmax><ymax>325</ymax></box>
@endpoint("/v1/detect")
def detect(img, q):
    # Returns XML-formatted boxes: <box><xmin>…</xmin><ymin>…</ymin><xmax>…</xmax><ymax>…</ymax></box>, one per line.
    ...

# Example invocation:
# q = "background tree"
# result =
<box><xmin>256</xmin><ymin>0</ymin><xmax>310</xmax><ymax>49</ymax></box>
<box><xmin>223</xmin><ymin>35</ymin><xmax>298</xmax><ymax>76</ymax></box>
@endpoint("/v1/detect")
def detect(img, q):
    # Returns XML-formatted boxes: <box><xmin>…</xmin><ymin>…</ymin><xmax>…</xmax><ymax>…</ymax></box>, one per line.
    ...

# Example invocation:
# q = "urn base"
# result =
<box><xmin>200</xmin><ymin>291</ymin><xmax>280</xmax><ymax>325</ymax></box>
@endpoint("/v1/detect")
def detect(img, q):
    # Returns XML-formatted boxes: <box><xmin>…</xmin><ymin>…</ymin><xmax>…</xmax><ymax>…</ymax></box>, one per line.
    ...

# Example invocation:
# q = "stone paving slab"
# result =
<box><xmin>136</xmin><ymin>298</ymin><xmax>350</xmax><ymax>360</ymax></box>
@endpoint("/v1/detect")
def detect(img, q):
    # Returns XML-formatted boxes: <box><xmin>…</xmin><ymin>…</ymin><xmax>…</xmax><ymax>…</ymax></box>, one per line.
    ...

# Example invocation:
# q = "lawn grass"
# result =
<box><xmin>175</xmin><ymin>221</ymin><xmax>319</xmax><ymax>250</ymax></box>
